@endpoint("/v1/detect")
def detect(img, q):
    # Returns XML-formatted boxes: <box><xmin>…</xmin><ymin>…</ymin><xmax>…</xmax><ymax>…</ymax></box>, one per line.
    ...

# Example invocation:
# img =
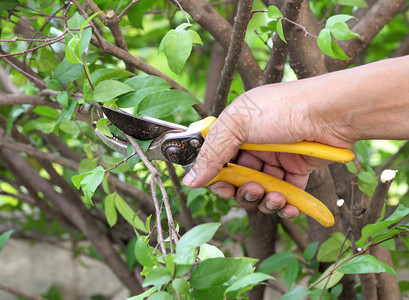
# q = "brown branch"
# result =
<box><xmin>211</xmin><ymin>0</ymin><xmax>254</xmax><ymax>116</ymax></box>
<box><xmin>264</xmin><ymin>0</ymin><xmax>303</xmax><ymax>84</ymax></box>
<box><xmin>375</xmin><ymin>142</ymin><xmax>409</xmax><ymax>176</ymax></box>
<box><xmin>169</xmin><ymin>0</ymin><xmax>264</xmax><ymax>90</ymax></box>
<box><xmin>118</xmin><ymin>0</ymin><xmax>141</xmax><ymax>20</ymax></box>
<box><xmin>0</xmin><ymin>94</ymin><xmax>60</xmax><ymax>108</ymax></box>
<box><xmin>204</xmin><ymin>43</ymin><xmax>226</xmax><ymax>109</ymax></box>
<box><xmin>280</xmin><ymin>219</ymin><xmax>309</xmax><ymax>252</ymax></box>
<box><xmin>366</xmin><ymin>170</ymin><xmax>396</xmax><ymax>225</ymax></box>
<box><xmin>0</xmin><ymin>282</ymin><xmax>46</xmax><ymax>300</ymax></box>
<box><xmin>0</xmin><ymin>137</ymin><xmax>79</xmax><ymax>170</ymax></box>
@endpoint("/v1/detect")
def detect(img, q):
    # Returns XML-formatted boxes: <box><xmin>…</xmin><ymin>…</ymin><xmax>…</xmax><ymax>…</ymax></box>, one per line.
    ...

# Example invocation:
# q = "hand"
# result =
<box><xmin>182</xmin><ymin>82</ymin><xmax>355</xmax><ymax>217</ymax></box>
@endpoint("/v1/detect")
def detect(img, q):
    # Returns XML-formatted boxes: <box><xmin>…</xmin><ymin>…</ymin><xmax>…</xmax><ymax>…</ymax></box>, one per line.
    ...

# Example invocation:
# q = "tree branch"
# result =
<box><xmin>211</xmin><ymin>0</ymin><xmax>254</xmax><ymax>116</ymax></box>
<box><xmin>0</xmin><ymin>94</ymin><xmax>60</xmax><ymax>108</ymax></box>
<box><xmin>264</xmin><ymin>0</ymin><xmax>303</xmax><ymax>84</ymax></box>
<box><xmin>0</xmin><ymin>282</ymin><xmax>46</xmax><ymax>300</ymax></box>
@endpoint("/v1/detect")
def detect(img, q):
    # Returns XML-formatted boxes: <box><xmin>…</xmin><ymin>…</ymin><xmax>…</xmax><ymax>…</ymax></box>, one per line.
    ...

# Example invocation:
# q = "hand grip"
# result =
<box><xmin>206</xmin><ymin>163</ymin><xmax>335</xmax><ymax>227</ymax></box>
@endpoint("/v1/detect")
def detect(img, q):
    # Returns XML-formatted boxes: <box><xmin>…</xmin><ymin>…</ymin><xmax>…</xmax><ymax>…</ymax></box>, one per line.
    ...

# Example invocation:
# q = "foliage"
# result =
<box><xmin>0</xmin><ymin>0</ymin><xmax>409</xmax><ymax>299</ymax></box>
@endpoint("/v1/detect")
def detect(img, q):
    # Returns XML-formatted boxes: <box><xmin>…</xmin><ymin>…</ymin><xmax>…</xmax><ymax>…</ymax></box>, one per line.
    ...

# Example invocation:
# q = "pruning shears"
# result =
<box><xmin>96</xmin><ymin>107</ymin><xmax>355</xmax><ymax>227</ymax></box>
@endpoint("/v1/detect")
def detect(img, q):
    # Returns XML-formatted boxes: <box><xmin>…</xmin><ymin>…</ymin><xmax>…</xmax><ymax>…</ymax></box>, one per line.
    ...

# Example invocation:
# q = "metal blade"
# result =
<box><xmin>102</xmin><ymin>107</ymin><xmax>186</xmax><ymax>141</ymax></box>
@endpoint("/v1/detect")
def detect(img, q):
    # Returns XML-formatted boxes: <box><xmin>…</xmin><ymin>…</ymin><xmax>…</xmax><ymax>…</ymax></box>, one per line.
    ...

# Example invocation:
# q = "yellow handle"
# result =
<box><xmin>207</xmin><ymin>163</ymin><xmax>335</xmax><ymax>227</ymax></box>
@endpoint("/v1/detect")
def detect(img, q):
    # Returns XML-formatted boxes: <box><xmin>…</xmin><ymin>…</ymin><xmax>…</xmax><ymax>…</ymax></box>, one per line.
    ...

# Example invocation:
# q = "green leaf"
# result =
<box><xmin>326</xmin><ymin>14</ymin><xmax>356</xmax><ymax>29</ymax></box>
<box><xmin>91</xmin><ymin>69</ymin><xmax>135</xmax><ymax>87</ymax></box>
<box><xmin>258</xmin><ymin>252</ymin><xmax>296</xmax><ymax>274</ymax></box>
<box><xmin>336</xmin><ymin>0</ymin><xmax>368</xmax><ymax>8</ymax></box>
<box><xmin>401</xmin><ymin>234</ymin><xmax>409</xmax><ymax>251</ymax></box>
<box><xmin>330</xmin><ymin>40</ymin><xmax>350</xmax><ymax>60</ymax></box>
<box><xmin>78</xmin><ymin>157</ymin><xmax>99</xmax><ymax>174</ymax></box>
<box><xmin>317</xmin><ymin>28</ymin><xmax>334</xmax><ymax>57</ymax></box>
<box><xmin>278</xmin><ymin>285</ymin><xmax>311</xmax><ymax>300</ymax></box>
<box><xmin>356</xmin><ymin>204</ymin><xmax>409</xmax><ymax>248</ymax></box>
<box><xmin>142</xmin><ymin>267</ymin><xmax>172</xmax><ymax>288</ymax></box>
<box><xmin>0</xmin><ymin>0</ymin><xmax>19</xmax><ymax>11</ymax></box>
<box><xmin>267</xmin><ymin>5</ymin><xmax>283</xmax><ymax>19</ymax></box>
<box><xmin>127</xmin><ymin>0</ymin><xmax>155</xmax><ymax>29</ymax></box>
<box><xmin>114</xmin><ymin>194</ymin><xmax>147</xmax><ymax>233</ymax></box>
<box><xmin>80</xmin><ymin>11</ymin><xmax>102</xmax><ymax>33</ymax></box>
<box><xmin>284</xmin><ymin>258</ymin><xmax>300</xmax><ymax>289</ymax></box>
<box><xmin>317</xmin><ymin>232</ymin><xmax>352</xmax><ymax>262</ymax></box>
<box><xmin>137</xmin><ymin>89</ymin><xmax>198</xmax><ymax>118</ymax></box>
<box><xmin>0</xmin><ymin>230</ymin><xmax>14</xmax><ymax>253</ymax></box>
<box><xmin>117</xmin><ymin>75</ymin><xmax>172</xmax><ymax>108</ymax></box>
<box><xmin>147</xmin><ymin>291</ymin><xmax>172</xmax><ymax>300</ymax></box>
<box><xmin>276</xmin><ymin>19</ymin><xmax>287</xmax><ymax>43</ymax></box>
<box><xmin>190</xmin><ymin>257</ymin><xmax>253</xmax><ymax>289</ymax></box>
<box><xmin>337</xmin><ymin>254</ymin><xmax>398</xmax><ymax>277</ymax></box>
<box><xmin>71</xmin><ymin>166</ymin><xmax>105</xmax><ymax>205</ymax></box>
<box><xmin>54</xmin><ymin>59</ymin><xmax>84</xmax><ymax>83</ymax></box>
<box><xmin>93</xmin><ymin>80</ymin><xmax>135</xmax><ymax>103</ymax></box>
<box><xmin>126</xmin><ymin>238</ymin><xmax>138</xmax><ymax>271</ymax></box>
<box><xmin>303</xmin><ymin>241</ymin><xmax>319</xmax><ymax>262</ymax></box>
<box><xmin>331</xmin><ymin>22</ymin><xmax>360</xmax><ymax>41</ymax></box>
<box><xmin>197</xmin><ymin>243</ymin><xmax>224</xmax><ymax>261</ymax></box>
<box><xmin>172</xmin><ymin>278</ymin><xmax>190</xmax><ymax>295</ymax></box>
<box><xmin>175</xmin><ymin>23</ymin><xmax>193</xmax><ymax>31</ymax></box>
<box><xmin>44</xmin><ymin>77</ymin><xmax>62</xmax><ymax>91</ymax></box>
<box><xmin>66</xmin><ymin>35</ymin><xmax>83</xmax><ymax>65</ymax></box>
<box><xmin>96</xmin><ymin>118</ymin><xmax>113</xmax><ymax>138</ymax></box>
<box><xmin>313</xmin><ymin>252</ymin><xmax>352</xmax><ymax>290</ymax></box>
<box><xmin>134</xmin><ymin>237</ymin><xmax>158</xmax><ymax>267</ymax></box>
<box><xmin>104</xmin><ymin>193</ymin><xmax>118</xmax><ymax>227</ymax></box>
<box><xmin>189</xmin><ymin>29</ymin><xmax>203</xmax><ymax>45</ymax></box>
<box><xmin>127</xmin><ymin>287</ymin><xmax>157</xmax><ymax>300</ymax></box>
<box><xmin>174</xmin><ymin>222</ymin><xmax>221</xmax><ymax>264</ymax></box>
<box><xmin>161</xmin><ymin>29</ymin><xmax>193</xmax><ymax>73</ymax></box>
<box><xmin>192</xmin><ymin>286</ymin><xmax>226</xmax><ymax>300</ymax></box>
<box><xmin>225</xmin><ymin>273</ymin><xmax>274</xmax><ymax>298</ymax></box>
<box><xmin>56</xmin><ymin>92</ymin><xmax>76</xmax><ymax>125</ymax></box>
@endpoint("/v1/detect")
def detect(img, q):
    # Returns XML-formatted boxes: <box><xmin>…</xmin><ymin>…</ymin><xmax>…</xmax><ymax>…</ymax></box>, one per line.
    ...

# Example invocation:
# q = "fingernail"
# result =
<box><xmin>266</xmin><ymin>201</ymin><xmax>280</xmax><ymax>211</ymax></box>
<box><xmin>182</xmin><ymin>169</ymin><xmax>196</xmax><ymax>186</ymax></box>
<box><xmin>244</xmin><ymin>192</ymin><xmax>261</xmax><ymax>202</ymax></box>
<box><xmin>277</xmin><ymin>210</ymin><xmax>289</xmax><ymax>219</ymax></box>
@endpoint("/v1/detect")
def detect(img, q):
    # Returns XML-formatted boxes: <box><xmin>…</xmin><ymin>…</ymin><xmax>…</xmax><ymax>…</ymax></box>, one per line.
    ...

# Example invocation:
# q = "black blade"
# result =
<box><xmin>102</xmin><ymin>107</ymin><xmax>185</xmax><ymax>140</ymax></box>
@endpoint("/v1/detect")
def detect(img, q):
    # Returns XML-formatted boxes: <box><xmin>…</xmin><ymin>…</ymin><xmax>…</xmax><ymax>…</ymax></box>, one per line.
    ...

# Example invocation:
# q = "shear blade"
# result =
<box><xmin>102</xmin><ymin>107</ymin><xmax>186</xmax><ymax>140</ymax></box>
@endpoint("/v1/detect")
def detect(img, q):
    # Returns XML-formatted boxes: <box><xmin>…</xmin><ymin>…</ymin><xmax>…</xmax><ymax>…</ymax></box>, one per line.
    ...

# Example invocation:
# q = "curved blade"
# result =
<box><xmin>102</xmin><ymin>107</ymin><xmax>186</xmax><ymax>140</ymax></box>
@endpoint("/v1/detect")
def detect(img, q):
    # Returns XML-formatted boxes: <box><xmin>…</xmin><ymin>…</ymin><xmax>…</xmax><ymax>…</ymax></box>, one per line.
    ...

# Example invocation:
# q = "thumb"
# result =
<box><xmin>182</xmin><ymin>117</ymin><xmax>243</xmax><ymax>188</ymax></box>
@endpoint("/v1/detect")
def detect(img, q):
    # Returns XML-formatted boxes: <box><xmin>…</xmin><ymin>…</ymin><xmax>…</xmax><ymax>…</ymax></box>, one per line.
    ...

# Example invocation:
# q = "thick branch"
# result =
<box><xmin>0</xmin><ymin>94</ymin><xmax>59</xmax><ymax>108</ymax></box>
<box><xmin>211</xmin><ymin>0</ymin><xmax>254</xmax><ymax>116</ymax></box>
<box><xmin>366</xmin><ymin>170</ymin><xmax>395</xmax><ymax>224</ymax></box>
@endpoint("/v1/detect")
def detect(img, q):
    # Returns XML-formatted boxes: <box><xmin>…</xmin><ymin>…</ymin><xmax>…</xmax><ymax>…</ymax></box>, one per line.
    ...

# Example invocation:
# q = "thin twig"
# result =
<box><xmin>125</xmin><ymin>134</ymin><xmax>179</xmax><ymax>256</ymax></box>
<box><xmin>172</xmin><ymin>0</ymin><xmax>191</xmax><ymax>25</ymax></box>
<box><xmin>104</xmin><ymin>152</ymin><xmax>139</xmax><ymax>174</ymax></box>
<box><xmin>118</xmin><ymin>0</ymin><xmax>141</xmax><ymax>20</ymax></box>
<box><xmin>0</xmin><ymin>282</ymin><xmax>46</xmax><ymax>300</ymax></box>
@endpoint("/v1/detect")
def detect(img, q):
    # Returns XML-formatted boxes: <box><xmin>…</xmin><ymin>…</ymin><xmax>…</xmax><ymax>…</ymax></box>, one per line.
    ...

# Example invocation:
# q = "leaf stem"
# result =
<box><xmin>173</xmin><ymin>0</ymin><xmax>191</xmax><ymax>25</ymax></box>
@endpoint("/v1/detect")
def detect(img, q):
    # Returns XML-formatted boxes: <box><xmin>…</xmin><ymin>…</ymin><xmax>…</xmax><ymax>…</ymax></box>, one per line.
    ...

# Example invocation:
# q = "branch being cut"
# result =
<box><xmin>211</xmin><ymin>0</ymin><xmax>254</xmax><ymax>116</ymax></box>
<box><xmin>125</xmin><ymin>134</ymin><xmax>179</xmax><ymax>257</ymax></box>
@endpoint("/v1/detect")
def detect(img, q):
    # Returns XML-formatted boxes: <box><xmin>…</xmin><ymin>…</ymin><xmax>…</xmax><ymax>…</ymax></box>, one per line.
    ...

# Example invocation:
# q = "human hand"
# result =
<box><xmin>182</xmin><ymin>82</ymin><xmax>354</xmax><ymax>217</ymax></box>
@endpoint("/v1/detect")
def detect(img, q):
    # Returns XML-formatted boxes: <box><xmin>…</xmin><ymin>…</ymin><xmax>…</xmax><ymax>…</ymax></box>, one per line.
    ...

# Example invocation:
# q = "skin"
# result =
<box><xmin>183</xmin><ymin>55</ymin><xmax>409</xmax><ymax>218</ymax></box>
